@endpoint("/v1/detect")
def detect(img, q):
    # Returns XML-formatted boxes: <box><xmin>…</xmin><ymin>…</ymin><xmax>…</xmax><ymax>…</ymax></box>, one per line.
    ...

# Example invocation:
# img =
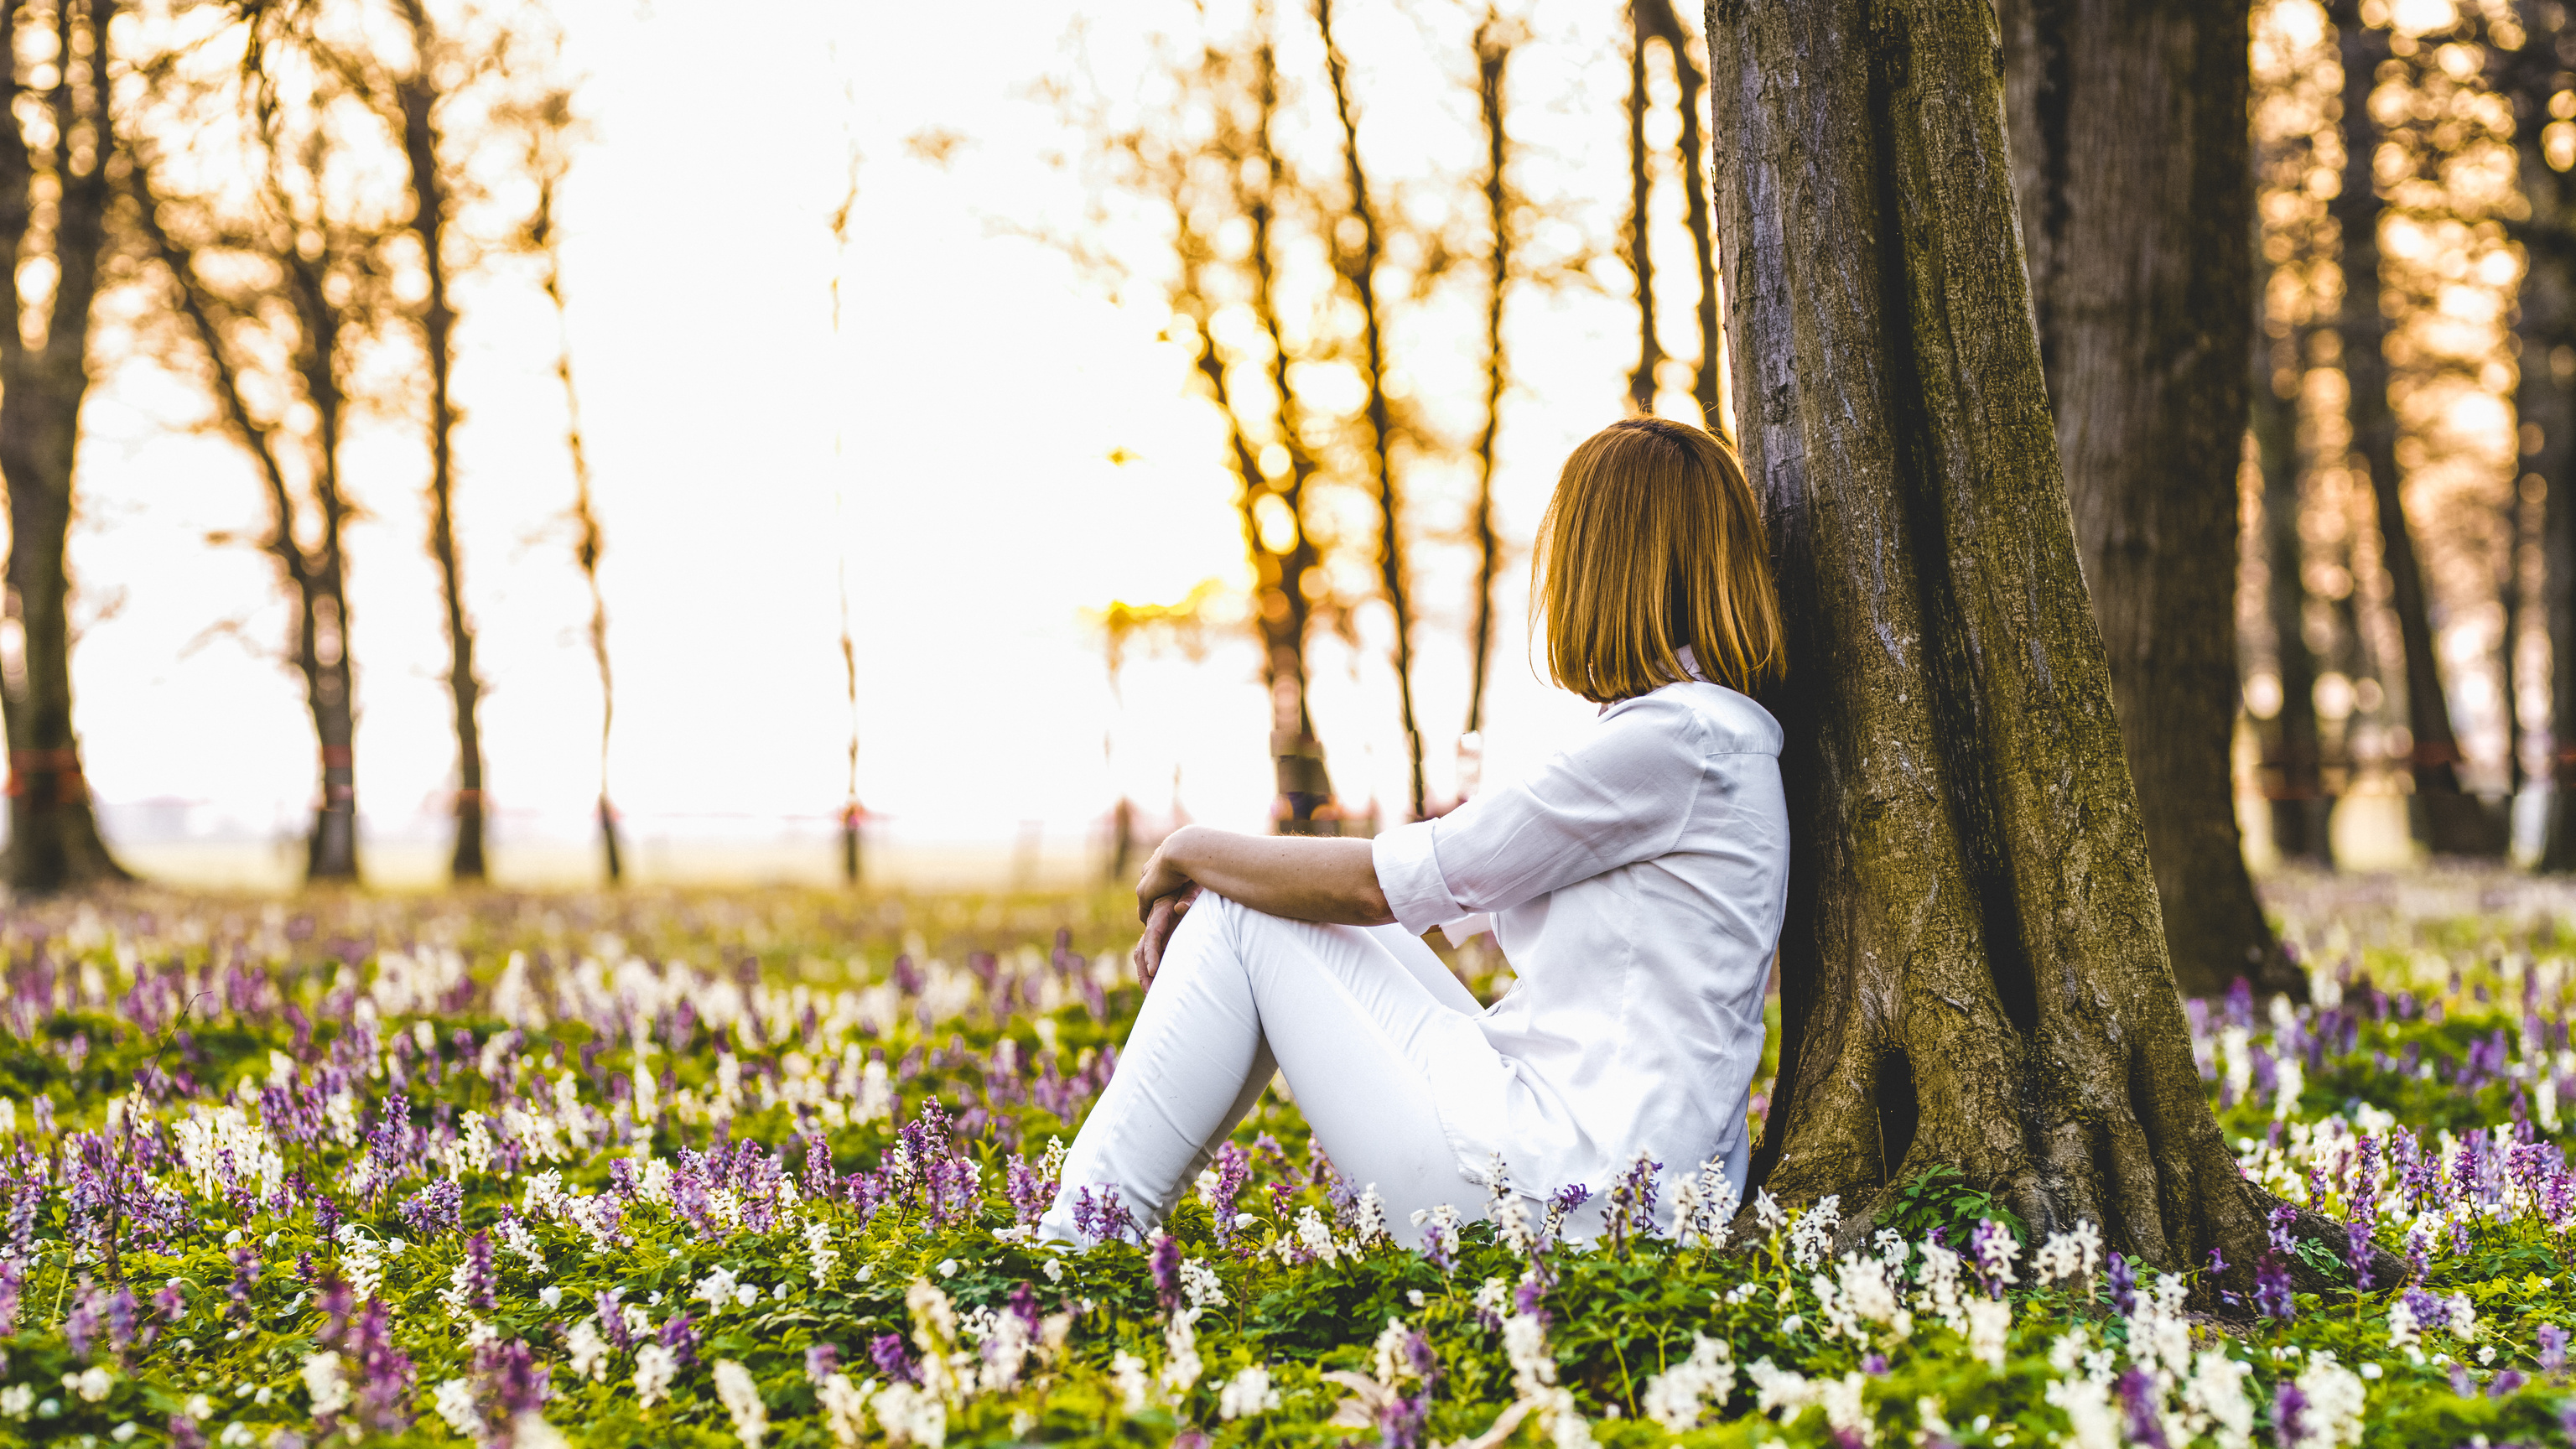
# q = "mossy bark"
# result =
<box><xmin>1702</xmin><ymin>0</ymin><xmax>2378</xmax><ymax>1292</ymax></box>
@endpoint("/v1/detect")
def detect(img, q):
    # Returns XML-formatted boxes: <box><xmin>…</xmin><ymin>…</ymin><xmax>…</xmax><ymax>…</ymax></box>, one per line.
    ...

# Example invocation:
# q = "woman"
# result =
<box><xmin>1040</xmin><ymin>416</ymin><xmax>1788</xmax><ymax>1247</ymax></box>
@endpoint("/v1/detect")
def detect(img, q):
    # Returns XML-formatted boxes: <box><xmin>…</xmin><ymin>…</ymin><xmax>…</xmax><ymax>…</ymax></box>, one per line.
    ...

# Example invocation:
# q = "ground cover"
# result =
<box><xmin>0</xmin><ymin>874</ymin><xmax>2569</xmax><ymax>1447</ymax></box>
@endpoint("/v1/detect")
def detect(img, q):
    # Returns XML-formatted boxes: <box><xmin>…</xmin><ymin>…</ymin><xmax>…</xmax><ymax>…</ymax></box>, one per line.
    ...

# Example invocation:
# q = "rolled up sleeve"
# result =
<box><xmin>1372</xmin><ymin>819</ymin><xmax>1464</xmax><ymax>935</ymax></box>
<box><xmin>1374</xmin><ymin>697</ymin><xmax>1708</xmax><ymax>933</ymax></box>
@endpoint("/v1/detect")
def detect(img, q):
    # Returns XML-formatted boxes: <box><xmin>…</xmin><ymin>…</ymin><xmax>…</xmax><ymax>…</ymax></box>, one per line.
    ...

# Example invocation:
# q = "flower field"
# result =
<box><xmin>3</xmin><ymin>876</ymin><xmax>2576</xmax><ymax>1447</ymax></box>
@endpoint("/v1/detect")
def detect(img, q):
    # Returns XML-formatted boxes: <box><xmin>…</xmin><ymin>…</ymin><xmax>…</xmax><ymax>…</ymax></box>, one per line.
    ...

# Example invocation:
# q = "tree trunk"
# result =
<box><xmin>1623</xmin><ymin>0</ymin><xmax>1660</xmax><ymax>415</ymax></box>
<box><xmin>1316</xmin><ymin>0</ymin><xmax>1427</xmax><ymax>823</ymax></box>
<box><xmin>1463</xmin><ymin>9</ymin><xmax>1513</xmax><ymax>756</ymax></box>
<box><xmin>2252</xmin><ymin>328</ymin><xmax>2332</xmax><ymax>867</ymax></box>
<box><xmin>0</xmin><ymin>0</ymin><xmax>126</xmax><ymax>892</ymax></box>
<box><xmin>1638</xmin><ymin>0</ymin><xmax>1725</xmax><ymax>435</ymax></box>
<box><xmin>1703</xmin><ymin>0</ymin><xmax>2376</xmax><ymax>1290</ymax></box>
<box><xmin>2328</xmin><ymin>1</ymin><xmax>2500</xmax><ymax>857</ymax></box>
<box><xmin>1998</xmin><ymin>0</ymin><xmax>2292</xmax><ymax>998</ymax></box>
<box><xmin>2496</xmin><ymin>17</ymin><xmax>2576</xmax><ymax>870</ymax></box>
<box><xmin>394</xmin><ymin>0</ymin><xmax>486</xmax><ymax>882</ymax></box>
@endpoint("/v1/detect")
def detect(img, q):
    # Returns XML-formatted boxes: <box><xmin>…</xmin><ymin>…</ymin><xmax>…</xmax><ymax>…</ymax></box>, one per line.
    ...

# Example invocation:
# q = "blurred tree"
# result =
<box><xmin>2330</xmin><ymin>0</ymin><xmax>2505</xmax><ymax>857</ymax></box>
<box><xmin>2252</xmin><ymin>330</ymin><xmax>2333</xmax><ymax>867</ymax></box>
<box><xmin>1315</xmin><ymin>0</ymin><xmax>1428</xmax><ymax>823</ymax></box>
<box><xmin>386</xmin><ymin>0</ymin><xmax>486</xmax><ymax>882</ymax></box>
<box><xmin>1460</xmin><ymin>6</ymin><xmax>1520</xmax><ymax>788</ymax></box>
<box><xmin>517</xmin><ymin>91</ymin><xmax>621</xmax><ymax>886</ymax></box>
<box><xmin>1635</xmin><ymin>0</ymin><xmax>1722</xmax><ymax>434</ymax></box>
<box><xmin>1999</xmin><ymin>0</ymin><xmax>2294</xmax><ymax>997</ymax></box>
<box><xmin>0</xmin><ymin>0</ymin><xmax>129</xmax><ymax>890</ymax></box>
<box><xmin>1705</xmin><ymin>0</ymin><xmax>2371</xmax><ymax>1289</ymax></box>
<box><xmin>2493</xmin><ymin>3</ymin><xmax>2576</xmax><ymax>870</ymax></box>
<box><xmin>129</xmin><ymin>101</ymin><xmax>377</xmax><ymax>883</ymax></box>
<box><xmin>1622</xmin><ymin>2</ymin><xmax>1659</xmax><ymax>417</ymax></box>
<box><xmin>1088</xmin><ymin>580</ymin><xmax>1218</xmax><ymax>880</ymax></box>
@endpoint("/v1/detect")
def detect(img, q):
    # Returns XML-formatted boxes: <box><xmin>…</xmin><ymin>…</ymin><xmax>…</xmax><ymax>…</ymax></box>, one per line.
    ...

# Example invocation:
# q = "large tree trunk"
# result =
<box><xmin>395</xmin><ymin>0</ymin><xmax>487</xmax><ymax>882</ymax></box>
<box><xmin>2328</xmin><ymin>1</ymin><xmax>2501</xmax><ymax>857</ymax></box>
<box><xmin>1316</xmin><ymin>0</ymin><xmax>1427</xmax><ymax>823</ymax></box>
<box><xmin>0</xmin><ymin>0</ymin><xmax>126</xmax><ymax>892</ymax></box>
<box><xmin>1703</xmin><ymin>0</ymin><xmax>2372</xmax><ymax>1290</ymax></box>
<box><xmin>2252</xmin><ymin>327</ymin><xmax>2332</xmax><ymax>867</ymax></box>
<box><xmin>1999</xmin><ymin>0</ymin><xmax>2293</xmax><ymax>998</ymax></box>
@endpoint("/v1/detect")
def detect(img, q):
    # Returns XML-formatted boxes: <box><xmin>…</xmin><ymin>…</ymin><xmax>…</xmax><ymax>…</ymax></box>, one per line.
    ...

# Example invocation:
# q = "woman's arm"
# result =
<box><xmin>1131</xmin><ymin>826</ymin><xmax>1392</xmax><ymax>987</ymax></box>
<box><xmin>1139</xmin><ymin>825</ymin><xmax>1392</xmax><ymax>926</ymax></box>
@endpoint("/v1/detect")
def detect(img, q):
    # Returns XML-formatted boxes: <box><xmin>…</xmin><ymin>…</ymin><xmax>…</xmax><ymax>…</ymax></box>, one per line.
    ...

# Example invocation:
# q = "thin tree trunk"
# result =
<box><xmin>1704</xmin><ymin>0</ymin><xmax>2378</xmax><ymax>1287</ymax></box>
<box><xmin>1639</xmin><ymin>0</ymin><xmax>1724</xmax><ymax>434</ymax></box>
<box><xmin>132</xmin><ymin>159</ymin><xmax>361</xmax><ymax>882</ymax></box>
<box><xmin>1999</xmin><ymin>0</ymin><xmax>2292</xmax><ymax>998</ymax></box>
<box><xmin>393</xmin><ymin>0</ymin><xmax>486</xmax><ymax>882</ymax></box>
<box><xmin>1315</xmin><ymin>0</ymin><xmax>1426</xmax><ymax>823</ymax></box>
<box><xmin>1624</xmin><ymin>1</ymin><xmax>1660</xmax><ymax>415</ymax></box>
<box><xmin>1462</xmin><ymin>9</ymin><xmax>1513</xmax><ymax>756</ymax></box>
<box><xmin>2253</xmin><ymin>327</ymin><xmax>2331</xmax><ymax>866</ymax></box>
<box><xmin>555</xmin><ymin>301</ymin><xmax>621</xmax><ymax>887</ymax></box>
<box><xmin>0</xmin><ymin>0</ymin><xmax>125</xmax><ymax>891</ymax></box>
<box><xmin>2328</xmin><ymin>0</ymin><xmax>2499</xmax><ymax>856</ymax></box>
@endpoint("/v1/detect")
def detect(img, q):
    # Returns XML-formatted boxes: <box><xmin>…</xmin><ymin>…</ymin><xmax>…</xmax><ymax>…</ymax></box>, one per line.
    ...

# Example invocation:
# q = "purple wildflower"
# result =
<box><xmin>2345</xmin><ymin>1221</ymin><xmax>2377</xmax><ymax>1292</ymax></box>
<box><xmin>597</xmin><ymin>1290</ymin><xmax>632</xmax><ymax>1353</ymax></box>
<box><xmin>459</xmin><ymin>1232</ymin><xmax>497</xmax><ymax>1312</ymax></box>
<box><xmin>2490</xmin><ymin>1368</ymin><xmax>2528</xmax><ymax>1398</ymax></box>
<box><xmin>2272</xmin><ymin>1379</ymin><xmax>2308</xmax><ymax>1448</ymax></box>
<box><xmin>2116</xmin><ymin>1368</ymin><xmax>2169</xmax><ymax>1448</ymax></box>
<box><xmin>660</xmin><ymin>1312</ymin><xmax>700</xmax><ymax>1370</ymax></box>
<box><xmin>806</xmin><ymin>1343</ymin><xmax>840</xmax><ymax>1384</ymax></box>
<box><xmin>871</xmin><ymin>1331</ymin><xmax>921</xmax><ymax>1386</ymax></box>
<box><xmin>228</xmin><ymin>1245</ymin><xmax>260</xmax><ymax>1322</ymax></box>
<box><xmin>65</xmin><ymin>1283</ymin><xmax>98</xmax><ymax>1359</ymax></box>
<box><xmin>1071</xmin><ymin>1184</ymin><xmax>1135</xmax><ymax>1247</ymax></box>
<box><xmin>1150</xmin><ymin>1232</ymin><xmax>1183</xmax><ymax>1313</ymax></box>
<box><xmin>2540</xmin><ymin>1322</ymin><xmax>2568</xmax><ymax>1373</ymax></box>
<box><xmin>2106</xmin><ymin>1252</ymin><xmax>2137</xmax><ymax>1317</ymax></box>
<box><xmin>397</xmin><ymin>1179</ymin><xmax>462</xmax><ymax>1239</ymax></box>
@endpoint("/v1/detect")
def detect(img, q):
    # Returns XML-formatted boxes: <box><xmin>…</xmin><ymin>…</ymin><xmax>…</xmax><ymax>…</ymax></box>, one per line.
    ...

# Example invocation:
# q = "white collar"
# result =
<box><xmin>1676</xmin><ymin>645</ymin><xmax>1709</xmax><ymax>683</ymax></box>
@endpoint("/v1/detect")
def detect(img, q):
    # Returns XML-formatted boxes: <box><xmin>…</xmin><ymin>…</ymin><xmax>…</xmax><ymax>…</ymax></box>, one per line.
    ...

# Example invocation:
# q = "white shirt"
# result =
<box><xmin>1370</xmin><ymin>664</ymin><xmax>1789</xmax><ymax>1203</ymax></box>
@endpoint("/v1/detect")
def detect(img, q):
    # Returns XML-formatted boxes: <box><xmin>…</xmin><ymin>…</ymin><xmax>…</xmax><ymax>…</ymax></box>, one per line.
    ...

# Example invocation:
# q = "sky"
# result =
<box><xmin>63</xmin><ymin>0</ymin><xmax>1713</xmax><ymax>887</ymax></box>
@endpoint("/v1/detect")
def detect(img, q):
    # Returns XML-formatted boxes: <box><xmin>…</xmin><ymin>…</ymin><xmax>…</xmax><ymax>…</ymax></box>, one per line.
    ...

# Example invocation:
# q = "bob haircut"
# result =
<box><xmin>1534</xmin><ymin>416</ymin><xmax>1784</xmax><ymax>702</ymax></box>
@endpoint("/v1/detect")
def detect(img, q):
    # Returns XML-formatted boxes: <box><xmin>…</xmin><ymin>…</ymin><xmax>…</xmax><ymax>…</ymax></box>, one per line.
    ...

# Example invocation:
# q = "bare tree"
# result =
<box><xmin>2328</xmin><ymin>0</ymin><xmax>2501</xmax><ymax>856</ymax></box>
<box><xmin>0</xmin><ymin>0</ymin><xmax>129</xmax><ymax>890</ymax></box>
<box><xmin>131</xmin><ymin>112</ymin><xmax>375</xmax><ymax>882</ymax></box>
<box><xmin>517</xmin><ymin>95</ymin><xmax>621</xmax><ymax>885</ymax></box>
<box><xmin>1314</xmin><ymin>0</ymin><xmax>1427</xmax><ymax>823</ymax></box>
<box><xmin>1622</xmin><ymin>1</ymin><xmax>1659</xmax><ymax>416</ymax></box>
<box><xmin>1461</xmin><ymin>7</ymin><xmax>1518</xmax><ymax>771</ymax></box>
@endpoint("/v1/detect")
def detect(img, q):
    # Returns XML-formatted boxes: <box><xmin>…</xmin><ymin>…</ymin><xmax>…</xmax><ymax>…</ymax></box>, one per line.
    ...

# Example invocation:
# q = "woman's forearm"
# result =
<box><xmin>1158</xmin><ymin>826</ymin><xmax>1394</xmax><ymax>926</ymax></box>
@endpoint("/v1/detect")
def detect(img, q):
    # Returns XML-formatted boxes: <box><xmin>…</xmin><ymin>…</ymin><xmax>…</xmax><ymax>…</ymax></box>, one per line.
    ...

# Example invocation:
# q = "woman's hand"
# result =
<box><xmin>1133</xmin><ymin>884</ymin><xmax>1201</xmax><ymax>992</ymax></box>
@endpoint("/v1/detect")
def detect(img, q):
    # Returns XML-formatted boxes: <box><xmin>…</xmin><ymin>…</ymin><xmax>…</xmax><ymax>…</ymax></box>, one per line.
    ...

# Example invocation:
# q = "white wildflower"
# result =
<box><xmin>1110</xmin><ymin>1348</ymin><xmax>1151</xmax><ymax>1412</ymax></box>
<box><xmin>1493</xmin><ymin>1196</ymin><xmax>1538</xmax><ymax>1258</ymax></box>
<box><xmin>433</xmin><ymin>1377</ymin><xmax>482</xmax><ymax>1438</ymax></box>
<box><xmin>634</xmin><ymin>1343</ymin><xmax>678</xmax><ymax>1409</ymax></box>
<box><xmin>1748</xmin><ymin>1357</ymin><xmax>1818</xmax><ymax>1418</ymax></box>
<box><xmin>498</xmin><ymin>1214</ymin><xmax>547</xmax><ymax>1274</ymax></box>
<box><xmin>1292</xmin><ymin>1205</ymin><xmax>1342</xmax><ymax>1265</ymax></box>
<box><xmin>1163</xmin><ymin>1309</ymin><xmax>1204</xmax><ymax>1394</ymax></box>
<box><xmin>1640</xmin><ymin>1333</ymin><xmax>1736</xmax><ymax>1432</ymax></box>
<box><xmin>445</xmin><ymin>1110</ymin><xmax>494</xmax><ymax>1178</ymax></box>
<box><xmin>804</xmin><ymin>1219</ymin><xmax>841</xmax><ymax>1287</ymax></box>
<box><xmin>2181</xmin><ymin>1348</ymin><xmax>2256</xmax><ymax>1449</ymax></box>
<box><xmin>301</xmin><ymin>1352</ymin><xmax>347</xmax><ymax>1417</ymax></box>
<box><xmin>1219</xmin><ymin>1364</ymin><xmax>1280</xmax><ymax>1420</ymax></box>
<box><xmin>815</xmin><ymin>1373</ymin><xmax>876</xmax><ymax>1447</ymax></box>
<box><xmin>565</xmin><ymin>1319</ymin><xmax>610</xmax><ymax>1383</ymax></box>
<box><xmin>1353</xmin><ymin>1184</ymin><xmax>1392</xmax><ymax>1247</ymax></box>
<box><xmin>872</xmin><ymin>1382</ymin><xmax>947</xmax><ymax>1448</ymax></box>
<box><xmin>1178</xmin><ymin>1257</ymin><xmax>1227</xmax><ymax>1311</ymax></box>
<box><xmin>1966</xmin><ymin>1296</ymin><xmax>2012</xmax><ymax>1368</ymax></box>
<box><xmin>713</xmin><ymin>1360</ymin><xmax>767</xmax><ymax>1449</ymax></box>
<box><xmin>2044</xmin><ymin>1373</ymin><xmax>2121</xmax><ymax>1449</ymax></box>
<box><xmin>693</xmin><ymin>1265</ymin><xmax>742</xmax><ymax>1315</ymax></box>
<box><xmin>0</xmin><ymin>1385</ymin><xmax>28</xmax><ymax>1419</ymax></box>
<box><xmin>1786</xmin><ymin>1196</ymin><xmax>1841</xmax><ymax>1270</ymax></box>
<box><xmin>2290</xmin><ymin>1350</ymin><xmax>2366</xmax><ymax>1449</ymax></box>
<box><xmin>1819</xmin><ymin>1372</ymin><xmax>1873</xmax><ymax>1446</ymax></box>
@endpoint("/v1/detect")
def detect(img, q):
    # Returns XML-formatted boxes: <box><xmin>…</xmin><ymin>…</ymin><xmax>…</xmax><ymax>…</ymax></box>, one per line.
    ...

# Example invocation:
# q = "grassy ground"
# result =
<box><xmin>0</xmin><ymin>876</ymin><xmax>2565</xmax><ymax>1447</ymax></box>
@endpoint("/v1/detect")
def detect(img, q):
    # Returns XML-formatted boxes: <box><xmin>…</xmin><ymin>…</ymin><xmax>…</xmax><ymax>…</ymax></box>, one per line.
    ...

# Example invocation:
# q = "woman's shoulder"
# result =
<box><xmin>1600</xmin><ymin>680</ymin><xmax>1784</xmax><ymax>758</ymax></box>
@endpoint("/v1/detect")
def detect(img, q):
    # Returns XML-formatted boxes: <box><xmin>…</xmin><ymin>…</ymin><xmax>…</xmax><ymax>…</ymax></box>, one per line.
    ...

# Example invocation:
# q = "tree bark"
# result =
<box><xmin>1704</xmin><ymin>0</ymin><xmax>2376</xmax><ymax>1291</ymax></box>
<box><xmin>1998</xmin><ymin>0</ymin><xmax>2292</xmax><ymax>998</ymax></box>
<box><xmin>1462</xmin><ymin>8</ymin><xmax>1513</xmax><ymax>758</ymax></box>
<box><xmin>0</xmin><ymin>0</ymin><xmax>127</xmax><ymax>891</ymax></box>
<box><xmin>2252</xmin><ymin>328</ymin><xmax>2332</xmax><ymax>867</ymax></box>
<box><xmin>1315</xmin><ymin>0</ymin><xmax>1427</xmax><ymax>823</ymax></box>
<box><xmin>2327</xmin><ymin>0</ymin><xmax>2501</xmax><ymax>857</ymax></box>
<box><xmin>393</xmin><ymin>0</ymin><xmax>487</xmax><ymax>882</ymax></box>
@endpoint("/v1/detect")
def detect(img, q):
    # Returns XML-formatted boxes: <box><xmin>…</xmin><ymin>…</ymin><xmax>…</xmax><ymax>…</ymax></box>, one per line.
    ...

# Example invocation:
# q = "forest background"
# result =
<box><xmin>5</xmin><ymin>0</ymin><xmax>2558</xmax><ymax>927</ymax></box>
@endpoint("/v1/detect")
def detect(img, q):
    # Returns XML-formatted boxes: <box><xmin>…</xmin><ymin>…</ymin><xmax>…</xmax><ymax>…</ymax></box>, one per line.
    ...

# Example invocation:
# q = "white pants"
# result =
<box><xmin>1039</xmin><ymin>894</ymin><xmax>1490</xmax><ymax>1247</ymax></box>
